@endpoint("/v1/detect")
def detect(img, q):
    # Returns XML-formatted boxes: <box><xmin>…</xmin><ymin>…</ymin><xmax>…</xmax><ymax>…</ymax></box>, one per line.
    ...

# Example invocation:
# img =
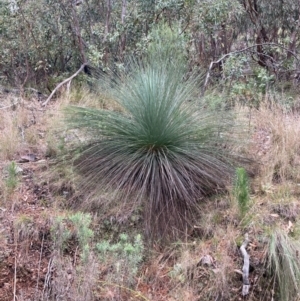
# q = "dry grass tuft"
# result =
<box><xmin>0</xmin><ymin>104</ymin><xmax>22</xmax><ymax>160</ymax></box>
<box><xmin>0</xmin><ymin>94</ymin><xmax>47</xmax><ymax>160</ymax></box>
<box><xmin>156</xmin><ymin>227</ymin><xmax>242</xmax><ymax>301</ymax></box>
<box><xmin>55</xmin><ymin>84</ymin><xmax>122</xmax><ymax>111</ymax></box>
<box><xmin>268</xmin><ymin>229</ymin><xmax>300</xmax><ymax>301</ymax></box>
<box><xmin>251</xmin><ymin>102</ymin><xmax>300</xmax><ymax>185</ymax></box>
<box><xmin>49</xmin><ymin>255</ymin><xmax>99</xmax><ymax>301</ymax></box>
<box><xmin>43</xmin><ymin>86</ymin><xmax>121</xmax><ymax>209</ymax></box>
<box><xmin>4</xmin><ymin>86</ymin><xmax>300</xmax><ymax>300</ymax></box>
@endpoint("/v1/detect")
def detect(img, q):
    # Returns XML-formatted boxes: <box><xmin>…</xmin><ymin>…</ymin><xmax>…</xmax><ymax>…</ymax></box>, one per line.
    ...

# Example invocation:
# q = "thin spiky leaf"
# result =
<box><xmin>65</xmin><ymin>54</ymin><xmax>243</xmax><ymax>240</ymax></box>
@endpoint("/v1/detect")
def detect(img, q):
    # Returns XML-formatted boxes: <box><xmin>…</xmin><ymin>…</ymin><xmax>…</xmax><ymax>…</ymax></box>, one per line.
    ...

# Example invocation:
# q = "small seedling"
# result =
<box><xmin>5</xmin><ymin>161</ymin><xmax>20</xmax><ymax>193</ymax></box>
<box><xmin>234</xmin><ymin>167</ymin><xmax>250</xmax><ymax>217</ymax></box>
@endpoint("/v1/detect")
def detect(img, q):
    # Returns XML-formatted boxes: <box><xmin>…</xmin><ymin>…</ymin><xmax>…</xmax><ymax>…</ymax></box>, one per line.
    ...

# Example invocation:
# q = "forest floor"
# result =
<box><xmin>0</xmin><ymin>93</ymin><xmax>55</xmax><ymax>301</ymax></box>
<box><xmin>1</xmin><ymin>88</ymin><xmax>300</xmax><ymax>301</ymax></box>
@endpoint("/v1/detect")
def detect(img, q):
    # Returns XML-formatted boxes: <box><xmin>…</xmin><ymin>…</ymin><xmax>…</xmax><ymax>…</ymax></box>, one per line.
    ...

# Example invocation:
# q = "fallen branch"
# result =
<box><xmin>41</xmin><ymin>63</ymin><xmax>87</xmax><ymax>107</ymax></box>
<box><xmin>13</xmin><ymin>241</ymin><xmax>17</xmax><ymax>301</ymax></box>
<box><xmin>240</xmin><ymin>233</ymin><xmax>250</xmax><ymax>296</ymax></box>
<box><xmin>35</xmin><ymin>233</ymin><xmax>45</xmax><ymax>299</ymax></box>
<box><xmin>0</xmin><ymin>101</ymin><xmax>19</xmax><ymax>110</ymax></box>
<box><xmin>42</xmin><ymin>254</ymin><xmax>55</xmax><ymax>299</ymax></box>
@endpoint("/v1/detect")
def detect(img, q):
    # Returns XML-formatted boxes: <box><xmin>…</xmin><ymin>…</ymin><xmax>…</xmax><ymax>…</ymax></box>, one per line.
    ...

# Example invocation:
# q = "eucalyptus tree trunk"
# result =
<box><xmin>103</xmin><ymin>0</ymin><xmax>112</xmax><ymax>66</ymax></box>
<box><xmin>119</xmin><ymin>0</ymin><xmax>127</xmax><ymax>62</ymax></box>
<box><xmin>287</xmin><ymin>0</ymin><xmax>300</xmax><ymax>60</ymax></box>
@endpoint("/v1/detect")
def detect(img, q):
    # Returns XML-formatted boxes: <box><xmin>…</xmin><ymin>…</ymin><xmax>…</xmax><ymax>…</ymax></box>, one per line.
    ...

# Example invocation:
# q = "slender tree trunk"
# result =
<box><xmin>119</xmin><ymin>0</ymin><xmax>127</xmax><ymax>62</ymax></box>
<box><xmin>71</xmin><ymin>5</ymin><xmax>87</xmax><ymax>63</ymax></box>
<box><xmin>103</xmin><ymin>0</ymin><xmax>112</xmax><ymax>66</ymax></box>
<box><xmin>104</xmin><ymin>0</ymin><xmax>111</xmax><ymax>43</ymax></box>
<box><xmin>287</xmin><ymin>0</ymin><xmax>300</xmax><ymax>60</ymax></box>
<box><xmin>220</xmin><ymin>22</ymin><xmax>228</xmax><ymax>54</ymax></box>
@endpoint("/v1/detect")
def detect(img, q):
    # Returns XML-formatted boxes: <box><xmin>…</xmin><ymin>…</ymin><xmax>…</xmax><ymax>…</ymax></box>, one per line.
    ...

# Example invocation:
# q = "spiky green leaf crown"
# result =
<box><xmin>65</xmin><ymin>27</ymin><xmax>241</xmax><ymax>240</ymax></box>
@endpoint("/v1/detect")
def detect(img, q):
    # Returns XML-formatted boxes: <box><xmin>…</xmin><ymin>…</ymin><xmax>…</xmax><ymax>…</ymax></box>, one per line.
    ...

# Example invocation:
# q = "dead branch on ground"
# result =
<box><xmin>240</xmin><ymin>233</ymin><xmax>250</xmax><ymax>296</ymax></box>
<box><xmin>41</xmin><ymin>63</ymin><xmax>87</xmax><ymax>107</ymax></box>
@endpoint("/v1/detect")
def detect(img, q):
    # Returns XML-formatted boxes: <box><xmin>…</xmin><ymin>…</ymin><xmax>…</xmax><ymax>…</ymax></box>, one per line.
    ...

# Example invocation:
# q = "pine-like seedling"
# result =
<box><xmin>234</xmin><ymin>167</ymin><xmax>250</xmax><ymax>216</ymax></box>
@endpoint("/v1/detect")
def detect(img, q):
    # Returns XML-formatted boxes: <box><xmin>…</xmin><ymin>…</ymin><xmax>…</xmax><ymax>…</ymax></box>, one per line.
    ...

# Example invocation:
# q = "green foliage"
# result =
<box><xmin>68</xmin><ymin>212</ymin><xmax>94</xmax><ymax>246</ymax></box>
<box><xmin>268</xmin><ymin>230</ymin><xmax>300</xmax><ymax>301</ymax></box>
<box><xmin>96</xmin><ymin>233</ymin><xmax>144</xmax><ymax>286</ymax></box>
<box><xmin>234</xmin><ymin>167</ymin><xmax>250</xmax><ymax>216</ymax></box>
<box><xmin>69</xmin><ymin>212</ymin><xmax>94</xmax><ymax>262</ymax></box>
<box><xmin>222</xmin><ymin>55</ymin><xmax>275</xmax><ymax>107</ymax></box>
<box><xmin>1</xmin><ymin>0</ymin><xmax>298</xmax><ymax>90</ymax></box>
<box><xmin>51</xmin><ymin>216</ymin><xmax>72</xmax><ymax>253</ymax></box>
<box><xmin>0</xmin><ymin>0</ymin><xmax>81</xmax><ymax>88</ymax></box>
<box><xmin>51</xmin><ymin>212</ymin><xmax>94</xmax><ymax>262</ymax></box>
<box><xmin>222</xmin><ymin>55</ymin><xmax>249</xmax><ymax>80</ymax></box>
<box><xmin>5</xmin><ymin>161</ymin><xmax>19</xmax><ymax>192</ymax></box>
<box><xmin>147</xmin><ymin>23</ymin><xmax>187</xmax><ymax>69</ymax></box>
<box><xmin>64</xmin><ymin>29</ymin><xmax>244</xmax><ymax>240</ymax></box>
<box><xmin>252</xmin><ymin>68</ymin><xmax>275</xmax><ymax>94</ymax></box>
<box><xmin>195</xmin><ymin>0</ymin><xmax>244</xmax><ymax>34</ymax></box>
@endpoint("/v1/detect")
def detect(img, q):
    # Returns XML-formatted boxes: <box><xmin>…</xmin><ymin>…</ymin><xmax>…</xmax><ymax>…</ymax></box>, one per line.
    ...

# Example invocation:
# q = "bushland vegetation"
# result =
<box><xmin>1</xmin><ymin>0</ymin><xmax>300</xmax><ymax>300</ymax></box>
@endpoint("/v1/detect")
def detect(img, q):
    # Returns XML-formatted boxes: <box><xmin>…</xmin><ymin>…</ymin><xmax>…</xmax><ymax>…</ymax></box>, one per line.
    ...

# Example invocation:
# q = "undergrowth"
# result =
<box><xmin>64</xmin><ymin>30</ymin><xmax>245</xmax><ymax>241</ymax></box>
<box><xmin>96</xmin><ymin>233</ymin><xmax>144</xmax><ymax>287</ymax></box>
<box><xmin>234</xmin><ymin>167</ymin><xmax>250</xmax><ymax>217</ymax></box>
<box><xmin>2</xmin><ymin>51</ymin><xmax>300</xmax><ymax>301</ymax></box>
<box><xmin>268</xmin><ymin>229</ymin><xmax>300</xmax><ymax>301</ymax></box>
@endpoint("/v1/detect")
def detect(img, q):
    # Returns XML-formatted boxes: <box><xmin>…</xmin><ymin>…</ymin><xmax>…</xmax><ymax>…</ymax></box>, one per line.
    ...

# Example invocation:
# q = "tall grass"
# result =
<box><xmin>65</xmin><ymin>29</ymin><xmax>243</xmax><ymax>240</ymax></box>
<box><xmin>252</xmin><ymin>102</ymin><xmax>300</xmax><ymax>184</ymax></box>
<box><xmin>268</xmin><ymin>229</ymin><xmax>300</xmax><ymax>301</ymax></box>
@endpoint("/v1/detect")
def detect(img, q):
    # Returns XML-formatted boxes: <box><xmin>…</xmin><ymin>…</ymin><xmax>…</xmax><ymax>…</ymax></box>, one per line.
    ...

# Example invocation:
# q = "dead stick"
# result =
<box><xmin>240</xmin><ymin>233</ymin><xmax>250</xmax><ymax>296</ymax></box>
<box><xmin>13</xmin><ymin>242</ymin><xmax>17</xmax><ymax>301</ymax></box>
<box><xmin>41</xmin><ymin>63</ymin><xmax>87</xmax><ymax>107</ymax></box>
<box><xmin>0</xmin><ymin>101</ymin><xmax>19</xmax><ymax>110</ymax></box>
<box><xmin>35</xmin><ymin>233</ymin><xmax>45</xmax><ymax>300</ymax></box>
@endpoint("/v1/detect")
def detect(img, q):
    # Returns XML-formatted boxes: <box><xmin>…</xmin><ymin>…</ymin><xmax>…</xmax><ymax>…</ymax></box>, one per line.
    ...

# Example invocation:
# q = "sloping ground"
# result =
<box><xmin>0</xmin><ymin>90</ymin><xmax>300</xmax><ymax>301</ymax></box>
<box><xmin>0</xmin><ymin>207</ymin><xmax>52</xmax><ymax>301</ymax></box>
<box><xmin>0</xmin><ymin>91</ymin><xmax>54</xmax><ymax>301</ymax></box>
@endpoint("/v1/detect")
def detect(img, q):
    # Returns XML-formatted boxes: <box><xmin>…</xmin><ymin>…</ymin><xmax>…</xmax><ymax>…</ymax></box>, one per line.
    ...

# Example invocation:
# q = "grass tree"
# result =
<box><xmin>65</xmin><ymin>30</ymin><xmax>242</xmax><ymax>240</ymax></box>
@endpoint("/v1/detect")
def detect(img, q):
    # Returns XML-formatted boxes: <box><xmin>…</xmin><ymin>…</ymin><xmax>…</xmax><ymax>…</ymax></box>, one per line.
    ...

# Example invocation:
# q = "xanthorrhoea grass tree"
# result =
<box><xmin>65</xmin><ymin>31</ymin><xmax>240</xmax><ymax>240</ymax></box>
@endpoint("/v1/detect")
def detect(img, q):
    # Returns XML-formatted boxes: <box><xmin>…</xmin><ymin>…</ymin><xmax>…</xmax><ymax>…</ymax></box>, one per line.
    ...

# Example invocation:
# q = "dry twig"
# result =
<box><xmin>35</xmin><ymin>233</ymin><xmax>45</xmax><ymax>300</ymax></box>
<box><xmin>13</xmin><ymin>241</ymin><xmax>17</xmax><ymax>301</ymax></box>
<box><xmin>240</xmin><ymin>233</ymin><xmax>250</xmax><ymax>296</ymax></box>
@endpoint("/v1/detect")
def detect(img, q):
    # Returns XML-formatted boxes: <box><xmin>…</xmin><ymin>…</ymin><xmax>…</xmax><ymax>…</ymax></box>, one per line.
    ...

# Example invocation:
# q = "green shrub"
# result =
<box><xmin>51</xmin><ymin>212</ymin><xmax>94</xmax><ymax>262</ymax></box>
<box><xmin>96</xmin><ymin>233</ymin><xmax>144</xmax><ymax>286</ymax></box>
<box><xmin>69</xmin><ymin>212</ymin><xmax>94</xmax><ymax>262</ymax></box>
<box><xmin>65</xmin><ymin>33</ymin><xmax>244</xmax><ymax>240</ymax></box>
<box><xmin>50</xmin><ymin>216</ymin><xmax>72</xmax><ymax>253</ymax></box>
<box><xmin>5</xmin><ymin>161</ymin><xmax>19</xmax><ymax>192</ymax></box>
<box><xmin>234</xmin><ymin>167</ymin><xmax>250</xmax><ymax>216</ymax></box>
